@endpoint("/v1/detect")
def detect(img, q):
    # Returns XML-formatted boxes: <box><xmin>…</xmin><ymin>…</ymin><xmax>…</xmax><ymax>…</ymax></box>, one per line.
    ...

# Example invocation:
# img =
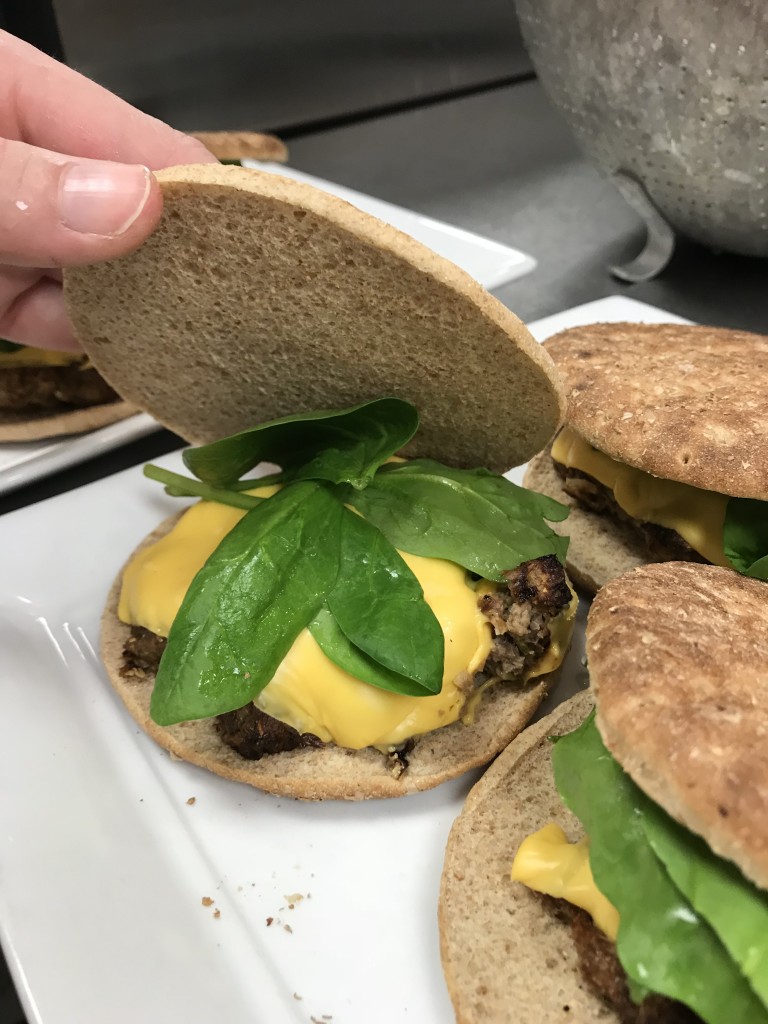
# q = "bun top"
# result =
<box><xmin>545</xmin><ymin>322</ymin><xmax>768</xmax><ymax>499</ymax></box>
<box><xmin>588</xmin><ymin>561</ymin><xmax>768</xmax><ymax>889</ymax></box>
<box><xmin>63</xmin><ymin>163</ymin><xmax>563</xmax><ymax>472</ymax></box>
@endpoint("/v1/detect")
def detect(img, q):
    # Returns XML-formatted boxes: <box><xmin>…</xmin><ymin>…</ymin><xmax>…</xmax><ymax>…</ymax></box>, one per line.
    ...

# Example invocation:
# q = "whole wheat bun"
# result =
<box><xmin>524</xmin><ymin>447</ymin><xmax>647</xmax><ymax>595</ymax></box>
<box><xmin>439</xmin><ymin>691</ymin><xmax>605</xmax><ymax>1023</ymax></box>
<box><xmin>545</xmin><ymin>322</ymin><xmax>768</xmax><ymax>499</ymax></box>
<box><xmin>0</xmin><ymin>399</ymin><xmax>135</xmax><ymax>442</ymax></box>
<box><xmin>190</xmin><ymin>131</ymin><xmax>288</xmax><ymax>163</ymax></box>
<box><xmin>101</xmin><ymin>512</ymin><xmax>555</xmax><ymax>800</ymax></box>
<box><xmin>63</xmin><ymin>163</ymin><xmax>563</xmax><ymax>473</ymax></box>
<box><xmin>589</xmin><ymin>562</ymin><xmax>768</xmax><ymax>891</ymax></box>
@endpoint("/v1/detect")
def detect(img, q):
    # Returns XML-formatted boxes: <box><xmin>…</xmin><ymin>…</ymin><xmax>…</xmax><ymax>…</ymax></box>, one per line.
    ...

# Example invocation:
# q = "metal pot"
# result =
<box><xmin>516</xmin><ymin>0</ymin><xmax>768</xmax><ymax>259</ymax></box>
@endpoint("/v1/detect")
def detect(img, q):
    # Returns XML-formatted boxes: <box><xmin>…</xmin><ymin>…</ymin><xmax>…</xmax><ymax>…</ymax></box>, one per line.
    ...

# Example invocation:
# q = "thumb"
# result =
<box><xmin>0</xmin><ymin>137</ymin><xmax>163</xmax><ymax>268</ymax></box>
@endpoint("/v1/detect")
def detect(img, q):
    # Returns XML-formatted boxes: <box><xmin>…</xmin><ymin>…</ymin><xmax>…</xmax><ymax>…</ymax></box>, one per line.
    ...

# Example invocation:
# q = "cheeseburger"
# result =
<box><xmin>440</xmin><ymin>562</ymin><xmax>768</xmax><ymax>1023</ymax></box>
<box><xmin>63</xmin><ymin>163</ymin><xmax>576</xmax><ymax>799</ymax></box>
<box><xmin>524</xmin><ymin>322</ymin><xmax>768</xmax><ymax>593</ymax></box>
<box><xmin>0</xmin><ymin>339</ymin><xmax>133</xmax><ymax>441</ymax></box>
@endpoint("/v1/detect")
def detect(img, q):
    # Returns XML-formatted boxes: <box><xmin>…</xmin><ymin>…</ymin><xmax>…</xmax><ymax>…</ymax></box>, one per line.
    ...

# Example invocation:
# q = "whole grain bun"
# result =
<box><xmin>101</xmin><ymin>512</ymin><xmax>554</xmax><ymax>800</ymax></box>
<box><xmin>190</xmin><ymin>131</ymin><xmax>288</xmax><ymax>163</ymax></box>
<box><xmin>0</xmin><ymin>399</ymin><xmax>135</xmax><ymax>442</ymax></box>
<box><xmin>545</xmin><ymin>322</ymin><xmax>768</xmax><ymax>499</ymax></box>
<box><xmin>589</xmin><ymin>562</ymin><xmax>768</xmax><ymax>890</ymax></box>
<box><xmin>63</xmin><ymin>164</ymin><xmax>563</xmax><ymax>473</ymax></box>
<box><xmin>523</xmin><ymin>447</ymin><xmax>647</xmax><ymax>595</ymax></box>
<box><xmin>439</xmin><ymin>691</ymin><xmax>605</xmax><ymax>1023</ymax></box>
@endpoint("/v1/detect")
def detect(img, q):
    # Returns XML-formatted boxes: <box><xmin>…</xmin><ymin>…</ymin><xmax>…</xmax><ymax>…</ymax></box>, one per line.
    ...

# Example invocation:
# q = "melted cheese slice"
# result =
<box><xmin>0</xmin><ymin>346</ymin><xmax>83</xmax><ymax>368</ymax></box>
<box><xmin>552</xmin><ymin>426</ymin><xmax>729</xmax><ymax>566</ymax></box>
<box><xmin>119</xmin><ymin>487</ymin><xmax>502</xmax><ymax>747</ymax></box>
<box><xmin>512</xmin><ymin>823</ymin><xmax>619</xmax><ymax>939</ymax></box>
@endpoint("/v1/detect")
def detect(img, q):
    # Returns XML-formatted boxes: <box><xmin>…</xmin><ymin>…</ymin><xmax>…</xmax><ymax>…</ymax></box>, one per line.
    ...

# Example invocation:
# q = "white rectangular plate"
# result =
<box><xmin>0</xmin><ymin>297</ymin><xmax>684</xmax><ymax>1024</ymax></box>
<box><xmin>0</xmin><ymin>413</ymin><xmax>158</xmax><ymax>497</ymax></box>
<box><xmin>246</xmin><ymin>160</ymin><xmax>537</xmax><ymax>290</ymax></box>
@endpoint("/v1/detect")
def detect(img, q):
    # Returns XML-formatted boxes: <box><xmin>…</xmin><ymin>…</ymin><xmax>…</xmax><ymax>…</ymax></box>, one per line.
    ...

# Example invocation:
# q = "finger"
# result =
<box><xmin>0</xmin><ymin>137</ymin><xmax>164</xmax><ymax>267</ymax></box>
<box><xmin>0</xmin><ymin>276</ymin><xmax>80</xmax><ymax>351</ymax></box>
<box><xmin>0</xmin><ymin>31</ymin><xmax>216</xmax><ymax>169</ymax></box>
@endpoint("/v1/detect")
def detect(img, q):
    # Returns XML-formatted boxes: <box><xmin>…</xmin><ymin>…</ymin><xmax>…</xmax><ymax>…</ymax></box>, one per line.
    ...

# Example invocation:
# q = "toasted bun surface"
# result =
<box><xmin>190</xmin><ymin>131</ymin><xmax>288</xmax><ymax>163</ymax></box>
<box><xmin>439</xmin><ymin>691</ymin><xmax>604</xmax><ymax>1023</ymax></box>
<box><xmin>64</xmin><ymin>164</ymin><xmax>563</xmax><ymax>473</ymax></box>
<box><xmin>545</xmin><ymin>322</ymin><xmax>768</xmax><ymax>499</ymax></box>
<box><xmin>590</xmin><ymin>562</ymin><xmax>768</xmax><ymax>890</ymax></box>
<box><xmin>524</xmin><ymin>447</ymin><xmax>646</xmax><ymax>595</ymax></box>
<box><xmin>0</xmin><ymin>399</ymin><xmax>135</xmax><ymax>442</ymax></box>
<box><xmin>101</xmin><ymin>512</ymin><xmax>552</xmax><ymax>800</ymax></box>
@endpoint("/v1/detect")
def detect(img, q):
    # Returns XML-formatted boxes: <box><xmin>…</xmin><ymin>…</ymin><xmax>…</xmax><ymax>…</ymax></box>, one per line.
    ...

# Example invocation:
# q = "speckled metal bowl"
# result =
<box><xmin>516</xmin><ymin>0</ymin><xmax>768</xmax><ymax>257</ymax></box>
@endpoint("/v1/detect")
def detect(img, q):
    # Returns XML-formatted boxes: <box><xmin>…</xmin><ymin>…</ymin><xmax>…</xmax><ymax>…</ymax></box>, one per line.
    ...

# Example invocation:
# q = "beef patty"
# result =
<box><xmin>0</xmin><ymin>363</ymin><xmax>119</xmax><ymax>412</ymax></box>
<box><xmin>120</xmin><ymin>555</ymin><xmax>572</xmax><ymax>765</ymax></box>
<box><xmin>552</xmin><ymin>459</ymin><xmax>707</xmax><ymax>565</ymax></box>
<box><xmin>547</xmin><ymin>897</ymin><xmax>699</xmax><ymax>1023</ymax></box>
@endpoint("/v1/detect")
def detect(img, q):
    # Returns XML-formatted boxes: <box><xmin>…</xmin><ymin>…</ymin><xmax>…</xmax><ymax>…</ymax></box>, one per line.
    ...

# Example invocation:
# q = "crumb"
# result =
<box><xmin>284</xmin><ymin>924</ymin><xmax>293</xmax><ymax>934</ymax></box>
<box><xmin>186</xmin><ymin>797</ymin><xmax>196</xmax><ymax>806</ymax></box>
<box><xmin>266</xmin><ymin>917</ymin><xmax>274</xmax><ymax>927</ymax></box>
<box><xmin>244</xmin><ymin>672</ymin><xmax>251</xmax><ymax>679</ymax></box>
<box><xmin>284</xmin><ymin>893</ymin><xmax>304</xmax><ymax>904</ymax></box>
<box><xmin>322</xmin><ymin>1016</ymin><xmax>333</xmax><ymax>1021</ymax></box>
<box><xmin>213</xmin><ymin>909</ymin><xmax>221</xmax><ymax>919</ymax></box>
<box><xmin>202</xmin><ymin>897</ymin><xmax>214</xmax><ymax>907</ymax></box>
<box><xmin>293</xmin><ymin>993</ymin><xmax>303</xmax><ymax>1001</ymax></box>
<box><xmin>139</xmin><ymin>798</ymin><xmax>144</xmax><ymax>803</ymax></box>
<box><xmin>288</xmin><ymin>904</ymin><xmax>294</xmax><ymax>910</ymax></box>
<box><xmin>237</xmin><ymin>885</ymin><xmax>243</xmax><ymax>892</ymax></box>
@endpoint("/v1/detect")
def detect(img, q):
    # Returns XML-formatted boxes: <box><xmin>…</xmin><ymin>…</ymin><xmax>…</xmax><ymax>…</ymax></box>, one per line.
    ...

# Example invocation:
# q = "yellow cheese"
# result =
<box><xmin>511</xmin><ymin>823</ymin><xmax>619</xmax><ymax>940</ymax></box>
<box><xmin>551</xmin><ymin>426</ymin><xmax>729</xmax><ymax>566</ymax></box>
<box><xmin>119</xmin><ymin>484</ymin><xmax>497</xmax><ymax>747</ymax></box>
<box><xmin>0</xmin><ymin>346</ymin><xmax>83</xmax><ymax>368</ymax></box>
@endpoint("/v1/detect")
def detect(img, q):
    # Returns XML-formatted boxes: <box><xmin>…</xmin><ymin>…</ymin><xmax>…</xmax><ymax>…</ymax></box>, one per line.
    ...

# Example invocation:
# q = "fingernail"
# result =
<box><xmin>59</xmin><ymin>162</ymin><xmax>152</xmax><ymax>236</ymax></box>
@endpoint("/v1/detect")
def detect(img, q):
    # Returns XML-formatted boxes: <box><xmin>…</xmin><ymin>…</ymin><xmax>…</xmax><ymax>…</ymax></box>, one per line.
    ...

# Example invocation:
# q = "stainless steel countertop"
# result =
<box><xmin>1</xmin><ymin>78</ymin><xmax>765</xmax><ymax>516</ymax></box>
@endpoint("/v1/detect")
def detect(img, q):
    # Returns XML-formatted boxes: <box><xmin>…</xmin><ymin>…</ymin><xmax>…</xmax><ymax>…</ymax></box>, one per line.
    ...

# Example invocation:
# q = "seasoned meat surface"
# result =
<box><xmin>216</xmin><ymin>704</ymin><xmax>323</xmax><ymax>759</ymax></box>
<box><xmin>553</xmin><ymin>460</ymin><xmax>707</xmax><ymax>564</ymax></box>
<box><xmin>121</xmin><ymin>626</ymin><xmax>167</xmax><ymax>677</ymax></box>
<box><xmin>548</xmin><ymin>898</ymin><xmax>699</xmax><ymax>1023</ymax></box>
<box><xmin>0</xmin><ymin>364</ymin><xmax>118</xmax><ymax>412</ymax></box>
<box><xmin>479</xmin><ymin>554</ymin><xmax>571</xmax><ymax>680</ymax></box>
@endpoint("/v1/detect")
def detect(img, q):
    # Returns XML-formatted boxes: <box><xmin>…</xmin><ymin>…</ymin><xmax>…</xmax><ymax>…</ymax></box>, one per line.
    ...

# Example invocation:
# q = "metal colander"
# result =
<box><xmin>515</xmin><ymin>0</ymin><xmax>768</xmax><ymax>257</ymax></box>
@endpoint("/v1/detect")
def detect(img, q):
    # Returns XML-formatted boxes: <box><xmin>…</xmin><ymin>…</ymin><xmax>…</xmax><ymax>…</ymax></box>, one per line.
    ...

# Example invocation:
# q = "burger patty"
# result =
<box><xmin>547</xmin><ymin>898</ymin><xmax>699</xmax><ymax>1023</ymax></box>
<box><xmin>120</xmin><ymin>554</ymin><xmax>571</xmax><ymax>762</ymax></box>
<box><xmin>552</xmin><ymin>459</ymin><xmax>707</xmax><ymax>564</ymax></box>
<box><xmin>0</xmin><ymin>364</ymin><xmax>119</xmax><ymax>412</ymax></box>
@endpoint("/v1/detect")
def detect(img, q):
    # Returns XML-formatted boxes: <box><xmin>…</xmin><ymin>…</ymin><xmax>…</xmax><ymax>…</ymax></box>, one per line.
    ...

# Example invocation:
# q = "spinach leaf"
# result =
<box><xmin>0</xmin><ymin>339</ymin><xmax>22</xmax><ymax>353</ymax></box>
<box><xmin>150</xmin><ymin>481</ymin><xmax>343</xmax><ymax>725</ymax></box>
<box><xmin>553</xmin><ymin>715</ymin><xmax>766</xmax><ymax>1023</ymax></box>
<box><xmin>724</xmin><ymin>497</ymin><xmax>768</xmax><ymax>580</ymax></box>
<box><xmin>641</xmin><ymin>799</ymin><xmax>768</xmax><ymax>1007</ymax></box>
<box><xmin>144</xmin><ymin>464</ymin><xmax>263</xmax><ymax>510</ymax></box>
<box><xmin>346</xmin><ymin>459</ymin><xmax>568</xmax><ymax>581</ymax></box>
<box><xmin>308</xmin><ymin>606</ymin><xmax>433</xmax><ymax>696</ymax></box>
<box><xmin>183</xmin><ymin>398</ymin><xmax>419</xmax><ymax>489</ymax></box>
<box><xmin>324</xmin><ymin>507</ymin><xmax>444</xmax><ymax>692</ymax></box>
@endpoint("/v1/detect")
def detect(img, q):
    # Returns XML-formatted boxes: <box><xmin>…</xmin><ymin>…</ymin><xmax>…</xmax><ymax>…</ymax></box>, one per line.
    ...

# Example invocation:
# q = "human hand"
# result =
<box><xmin>0</xmin><ymin>31</ymin><xmax>218</xmax><ymax>350</ymax></box>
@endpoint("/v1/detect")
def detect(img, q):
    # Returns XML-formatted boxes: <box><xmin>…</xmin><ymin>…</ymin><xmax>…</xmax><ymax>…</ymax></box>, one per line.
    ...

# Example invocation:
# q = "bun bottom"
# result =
<box><xmin>523</xmin><ymin>449</ymin><xmax>648</xmax><ymax>595</ymax></box>
<box><xmin>0</xmin><ymin>400</ymin><xmax>136</xmax><ymax>441</ymax></box>
<box><xmin>438</xmin><ymin>691</ymin><xmax>612</xmax><ymax>1022</ymax></box>
<box><xmin>100</xmin><ymin>514</ymin><xmax>554</xmax><ymax>800</ymax></box>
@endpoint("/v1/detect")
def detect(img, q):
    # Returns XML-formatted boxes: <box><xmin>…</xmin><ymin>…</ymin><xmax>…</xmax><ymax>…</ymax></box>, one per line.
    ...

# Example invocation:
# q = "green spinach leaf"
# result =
<box><xmin>553</xmin><ymin>714</ymin><xmax>766</xmax><ymax>1023</ymax></box>
<box><xmin>183</xmin><ymin>398</ymin><xmax>419</xmax><ymax>489</ymax></box>
<box><xmin>724</xmin><ymin>497</ymin><xmax>768</xmax><ymax>580</ymax></box>
<box><xmin>308</xmin><ymin>606</ymin><xmax>433</xmax><ymax>696</ymax></box>
<box><xmin>324</xmin><ymin>507</ymin><xmax>444</xmax><ymax>692</ymax></box>
<box><xmin>150</xmin><ymin>481</ymin><xmax>343</xmax><ymax>725</ymax></box>
<box><xmin>0</xmin><ymin>339</ymin><xmax>22</xmax><ymax>353</ymax></box>
<box><xmin>346</xmin><ymin>459</ymin><xmax>568</xmax><ymax>581</ymax></box>
<box><xmin>641</xmin><ymin>799</ymin><xmax>768</xmax><ymax>1007</ymax></box>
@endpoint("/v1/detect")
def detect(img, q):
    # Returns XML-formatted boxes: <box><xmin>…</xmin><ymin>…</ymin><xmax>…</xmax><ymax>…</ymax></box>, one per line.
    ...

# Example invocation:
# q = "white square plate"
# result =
<box><xmin>0</xmin><ymin>297</ymin><xmax>686</xmax><ymax>1023</ymax></box>
<box><xmin>247</xmin><ymin>161</ymin><xmax>537</xmax><ymax>290</ymax></box>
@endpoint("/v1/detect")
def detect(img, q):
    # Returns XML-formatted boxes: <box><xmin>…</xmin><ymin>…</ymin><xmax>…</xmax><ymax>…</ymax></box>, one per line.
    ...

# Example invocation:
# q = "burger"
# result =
<box><xmin>440</xmin><ymin>561</ymin><xmax>768</xmax><ymax>1022</ymax></box>
<box><xmin>62</xmin><ymin>163</ymin><xmax>577</xmax><ymax>799</ymax></box>
<box><xmin>524</xmin><ymin>322</ymin><xmax>768</xmax><ymax>593</ymax></box>
<box><xmin>0</xmin><ymin>339</ymin><xmax>134</xmax><ymax>442</ymax></box>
